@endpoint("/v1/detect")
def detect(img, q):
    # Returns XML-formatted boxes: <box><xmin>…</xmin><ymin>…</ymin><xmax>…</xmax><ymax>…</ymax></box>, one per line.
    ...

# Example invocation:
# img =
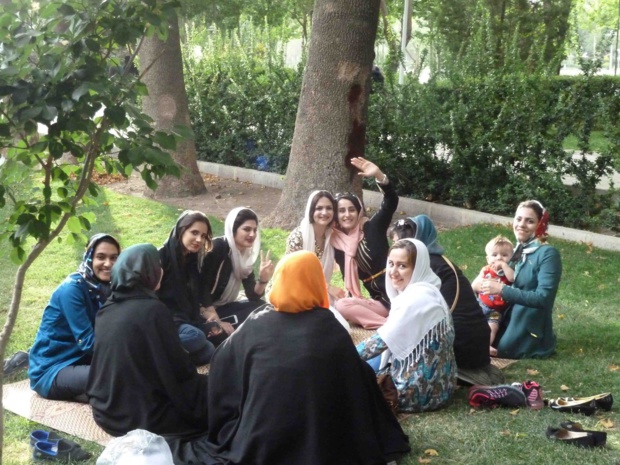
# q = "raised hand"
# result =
<box><xmin>350</xmin><ymin>157</ymin><xmax>381</xmax><ymax>179</ymax></box>
<box><xmin>258</xmin><ymin>250</ymin><xmax>275</xmax><ymax>283</ymax></box>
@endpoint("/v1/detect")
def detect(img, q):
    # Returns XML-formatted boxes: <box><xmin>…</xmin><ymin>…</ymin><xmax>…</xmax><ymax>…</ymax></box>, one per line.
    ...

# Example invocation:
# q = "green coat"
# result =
<box><xmin>497</xmin><ymin>244</ymin><xmax>562</xmax><ymax>359</ymax></box>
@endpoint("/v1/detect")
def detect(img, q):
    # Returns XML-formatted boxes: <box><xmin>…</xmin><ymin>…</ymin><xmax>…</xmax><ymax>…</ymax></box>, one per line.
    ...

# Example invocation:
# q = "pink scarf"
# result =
<box><xmin>330</xmin><ymin>225</ymin><xmax>364</xmax><ymax>298</ymax></box>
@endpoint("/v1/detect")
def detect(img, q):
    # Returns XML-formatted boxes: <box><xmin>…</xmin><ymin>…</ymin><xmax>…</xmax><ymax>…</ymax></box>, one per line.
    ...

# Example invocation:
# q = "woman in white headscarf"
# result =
<box><xmin>357</xmin><ymin>239</ymin><xmax>457</xmax><ymax>413</ymax></box>
<box><xmin>200</xmin><ymin>208</ymin><xmax>274</xmax><ymax>340</ymax></box>
<box><xmin>285</xmin><ymin>190</ymin><xmax>345</xmax><ymax>303</ymax></box>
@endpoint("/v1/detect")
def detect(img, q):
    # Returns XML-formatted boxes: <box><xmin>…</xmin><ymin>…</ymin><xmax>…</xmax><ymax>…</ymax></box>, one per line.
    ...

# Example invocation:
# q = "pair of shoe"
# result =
<box><xmin>511</xmin><ymin>380</ymin><xmax>544</xmax><ymax>410</ymax></box>
<box><xmin>547</xmin><ymin>393</ymin><xmax>613</xmax><ymax>416</ymax></box>
<box><xmin>468</xmin><ymin>384</ymin><xmax>527</xmax><ymax>408</ymax></box>
<box><xmin>546</xmin><ymin>421</ymin><xmax>607</xmax><ymax>448</ymax></box>
<box><xmin>30</xmin><ymin>430</ymin><xmax>92</xmax><ymax>462</ymax></box>
<box><xmin>3</xmin><ymin>349</ymin><xmax>29</xmax><ymax>376</ymax></box>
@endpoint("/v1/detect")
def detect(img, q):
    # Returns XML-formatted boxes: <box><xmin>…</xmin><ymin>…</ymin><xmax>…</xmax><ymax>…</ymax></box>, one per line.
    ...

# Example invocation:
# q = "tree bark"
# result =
<box><xmin>139</xmin><ymin>11</ymin><xmax>206</xmax><ymax>197</ymax></box>
<box><xmin>264</xmin><ymin>0</ymin><xmax>381</xmax><ymax>229</ymax></box>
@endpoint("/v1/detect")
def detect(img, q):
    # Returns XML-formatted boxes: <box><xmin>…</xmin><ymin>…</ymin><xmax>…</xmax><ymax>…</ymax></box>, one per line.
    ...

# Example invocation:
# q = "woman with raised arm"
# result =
<box><xmin>331</xmin><ymin>157</ymin><xmax>398</xmax><ymax>329</ymax></box>
<box><xmin>481</xmin><ymin>200</ymin><xmax>562</xmax><ymax>359</ymax></box>
<box><xmin>200</xmin><ymin>208</ymin><xmax>274</xmax><ymax>337</ymax></box>
<box><xmin>29</xmin><ymin>233</ymin><xmax>120</xmax><ymax>401</ymax></box>
<box><xmin>158</xmin><ymin>210</ymin><xmax>215</xmax><ymax>365</ymax></box>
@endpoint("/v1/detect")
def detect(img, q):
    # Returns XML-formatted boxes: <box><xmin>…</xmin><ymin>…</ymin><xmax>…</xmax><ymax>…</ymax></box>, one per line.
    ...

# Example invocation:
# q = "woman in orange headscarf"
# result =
<box><xmin>205</xmin><ymin>251</ymin><xmax>410</xmax><ymax>465</ymax></box>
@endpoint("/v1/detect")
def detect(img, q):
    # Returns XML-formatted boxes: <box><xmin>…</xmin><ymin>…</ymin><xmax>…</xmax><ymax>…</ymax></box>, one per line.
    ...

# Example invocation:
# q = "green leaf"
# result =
<box><xmin>153</xmin><ymin>131</ymin><xmax>177</xmax><ymax>150</ymax></box>
<box><xmin>41</xmin><ymin>105</ymin><xmax>58</xmax><ymax>121</ymax></box>
<box><xmin>81</xmin><ymin>211</ymin><xmax>96</xmax><ymax>223</ymax></box>
<box><xmin>79</xmin><ymin>215</ymin><xmax>91</xmax><ymax>231</ymax></box>
<box><xmin>0</xmin><ymin>123</ymin><xmax>11</xmax><ymax>138</ymax></box>
<box><xmin>10</xmin><ymin>246</ymin><xmax>26</xmax><ymax>265</ymax></box>
<box><xmin>72</xmin><ymin>82</ymin><xmax>90</xmax><ymax>101</ymax></box>
<box><xmin>67</xmin><ymin>216</ymin><xmax>82</xmax><ymax>234</ymax></box>
<box><xmin>104</xmin><ymin>106</ymin><xmax>126</xmax><ymax>127</ymax></box>
<box><xmin>57</xmin><ymin>187</ymin><xmax>69</xmax><ymax>199</ymax></box>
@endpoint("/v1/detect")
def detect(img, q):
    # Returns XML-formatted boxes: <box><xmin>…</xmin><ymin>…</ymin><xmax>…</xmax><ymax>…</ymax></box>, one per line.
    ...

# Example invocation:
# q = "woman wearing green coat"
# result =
<box><xmin>480</xmin><ymin>200</ymin><xmax>562</xmax><ymax>359</ymax></box>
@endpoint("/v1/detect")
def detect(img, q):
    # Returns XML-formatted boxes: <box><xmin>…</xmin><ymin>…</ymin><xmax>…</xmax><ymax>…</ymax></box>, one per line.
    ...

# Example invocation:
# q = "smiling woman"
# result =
<box><xmin>28</xmin><ymin>233</ymin><xmax>121</xmax><ymax>402</ymax></box>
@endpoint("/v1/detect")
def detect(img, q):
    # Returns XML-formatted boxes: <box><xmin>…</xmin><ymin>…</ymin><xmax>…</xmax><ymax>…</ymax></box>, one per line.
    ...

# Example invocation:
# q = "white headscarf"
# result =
<box><xmin>214</xmin><ymin>207</ymin><xmax>261</xmax><ymax>307</ymax></box>
<box><xmin>378</xmin><ymin>239</ymin><xmax>451</xmax><ymax>368</ymax></box>
<box><xmin>300</xmin><ymin>191</ymin><xmax>335</xmax><ymax>283</ymax></box>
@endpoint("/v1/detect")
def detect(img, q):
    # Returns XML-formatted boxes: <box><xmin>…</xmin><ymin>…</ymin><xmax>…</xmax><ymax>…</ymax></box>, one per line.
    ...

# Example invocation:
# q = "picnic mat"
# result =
<box><xmin>2</xmin><ymin>379</ymin><xmax>114</xmax><ymax>446</ymax></box>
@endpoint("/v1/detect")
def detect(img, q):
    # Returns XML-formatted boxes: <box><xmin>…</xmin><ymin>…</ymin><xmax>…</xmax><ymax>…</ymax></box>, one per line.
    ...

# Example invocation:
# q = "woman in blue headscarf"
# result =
<box><xmin>29</xmin><ymin>233</ymin><xmax>121</xmax><ymax>401</ymax></box>
<box><xmin>390</xmin><ymin>215</ymin><xmax>503</xmax><ymax>385</ymax></box>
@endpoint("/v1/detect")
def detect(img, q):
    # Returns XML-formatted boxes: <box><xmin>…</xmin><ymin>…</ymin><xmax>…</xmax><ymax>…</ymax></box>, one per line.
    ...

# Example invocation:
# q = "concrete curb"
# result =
<box><xmin>197</xmin><ymin>161</ymin><xmax>620</xmax><ymax>252</ymax></box>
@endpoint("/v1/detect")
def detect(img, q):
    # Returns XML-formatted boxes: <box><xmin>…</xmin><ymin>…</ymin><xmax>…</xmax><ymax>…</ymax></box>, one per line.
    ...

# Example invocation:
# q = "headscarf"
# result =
<box><xmin>410</xmin><ymin>215</ymin><xmax>445</xmax><ymax>255</ymax></box>
<box><xmin>214</xmin><ymin>207</ymin><xmax>261</xmax><ymax>306</ymax></box>
<box><xmin>330</xmin><ymin>193</ymin><xmax>365</xmax><ymax>298</ymax></box>
<box><xmin>300</xmin><ymin>191</ymin><xmax>335</xmax><ymax>282</ymax></box>
<box><xmin>269</xmin><ymin>251</ymin><xmax>329</xmax><ymax>313</ymax></box>
<box><xmin>111</xmin><ymin>243</ymin><xmax>162</xmax><ymax>296</ymax></box>
<box><xmin>161</xmin><ymin>210</ymin><xmax>211</xmax><ymax>270</ymax></box>
<box><xmin>510</xmin><ymin>200</ymin><xmax>549</xmax><ymax>267</ymax></box>
<box><xmin>77</xmin><ymin>233</ymin><xmax>121</xmax><ymax>304</ymax></box>
<box><xmin>378</xmin><ymin>239</ymin><xmax>451</xmax><ymax>373</ymax></box>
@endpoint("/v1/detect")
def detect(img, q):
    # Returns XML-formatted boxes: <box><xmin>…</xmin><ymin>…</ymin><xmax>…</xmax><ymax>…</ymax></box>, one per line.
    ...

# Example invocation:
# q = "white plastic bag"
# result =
<box><xmin>96</xmin><ymin>429</ymin><xmax>174</xmax><ymax>465</ymax></box>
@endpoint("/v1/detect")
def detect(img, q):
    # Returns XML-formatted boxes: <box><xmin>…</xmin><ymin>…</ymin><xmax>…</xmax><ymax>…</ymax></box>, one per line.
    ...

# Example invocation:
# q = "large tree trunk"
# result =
<box><xmin>139</xmin><ymin>11</ymin><xmax>206</xmax><ymax>197</ymax></box>
<box><xmin>264</xmin><ymin>0</ymin><xmax>381</xmax><ymax>229</ymax></box>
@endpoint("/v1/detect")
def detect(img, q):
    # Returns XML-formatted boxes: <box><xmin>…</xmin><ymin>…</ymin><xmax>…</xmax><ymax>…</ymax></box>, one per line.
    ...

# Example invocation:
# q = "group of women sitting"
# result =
<box><xmin>27</xmin><ymin>156</ymin><xmax>562</xmax><ymax>464</ymax></box>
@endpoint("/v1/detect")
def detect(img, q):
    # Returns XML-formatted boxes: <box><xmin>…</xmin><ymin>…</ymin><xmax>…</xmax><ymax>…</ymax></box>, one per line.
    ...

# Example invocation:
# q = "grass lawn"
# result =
<box><xmin>1</xmin><ymin>189</ymin><xmax>618</xmax><ymax>464</ymax></box>
<box><xmin>562</xmin><ymin>131</ymin><xmax>609</xmax><ymax>153</ymax></box>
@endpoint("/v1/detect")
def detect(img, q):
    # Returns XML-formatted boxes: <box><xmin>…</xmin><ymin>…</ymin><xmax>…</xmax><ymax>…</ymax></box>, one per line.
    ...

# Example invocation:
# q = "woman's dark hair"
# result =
<box><xmin>517</xmin><ymin>200</ymin><xmax>544</xmax><ymax>220</ymax></box>
<box><xmin>309</xmin><ymin>191</ymin><xmax>336</xmax><ymax>224</ymax></box>
<box><xmin>388</xmin><ymin>239</ymin><xmax>417</xmax><ymax>267</ymax></box>
<box><xmin>334</xmin><ymin>192</ymin><xmax>363</xmax><ymax>214</ymax></box>
<box><xmin>176</xmin><ymin>211</ymin><xmax>213</xmax><ymax>252</ymax></box>
<box><xmin>389</xmin><ymin>218</ymin><xmax>417</xmax><ymax>240</ymax></box>
<box><xmin>233</xmin><ymin>209</ymin><xmax>259</xmax><ymax>235</ymax></box>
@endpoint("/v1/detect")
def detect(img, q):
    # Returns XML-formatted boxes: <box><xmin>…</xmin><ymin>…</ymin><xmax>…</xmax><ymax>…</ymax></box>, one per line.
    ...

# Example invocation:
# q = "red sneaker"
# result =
<box><xmin>520</xmin><ymin>380</ymin><xmax>544</xmax><ymax>410</ymax></box>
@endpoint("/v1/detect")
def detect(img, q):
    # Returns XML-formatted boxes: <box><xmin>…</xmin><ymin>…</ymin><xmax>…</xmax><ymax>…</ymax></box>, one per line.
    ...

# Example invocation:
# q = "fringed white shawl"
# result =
<box><xmin>377</xmin><ymin>239</ymin><xmax>452</xmax><ymax>374</ymax></box>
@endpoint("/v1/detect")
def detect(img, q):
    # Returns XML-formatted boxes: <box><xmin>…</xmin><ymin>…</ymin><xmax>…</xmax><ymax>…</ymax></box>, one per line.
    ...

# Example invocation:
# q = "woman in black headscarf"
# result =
<box><xmin>88</xmin><ymin>244</ymin><xmax>209</xmax><ymax>442</ymax></box>
<box><xmin>158</xmin><ymin>210</ymin><xmax>217</xmax><ymax>365</ymax></box>
<box><xmin>29</xmin><ymin>233</ymin><xmax>120</xmax><ymax>401</ymax></box>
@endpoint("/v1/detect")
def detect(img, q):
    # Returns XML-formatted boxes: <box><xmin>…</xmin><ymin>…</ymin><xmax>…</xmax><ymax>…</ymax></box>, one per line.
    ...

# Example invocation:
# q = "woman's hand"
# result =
<box><xmin>350</xmin><ymin>157</ymin><xmax>384</xmax><ymax>182</ymax></box>
<box><xmin>200</xmin><ymin>306</ymin><xmax>219</xmax><ymax>322</ymax></box>
<box><xmin>480</xmin><ymin>279</ymin><xmax>503</xmax><ymax>296</ymax></box>
<box><xmin>258</xmin><ymin>250</ymin><xmax>275</xmax><ymax>283</ymax></box>
<box><xmin>219</xmin><ymin>321</ymin><xmax>235</xmax><ymax>335</ymax></box>
<box><xmin>328</xmin><ymin>284</ymin><xmax>346</xmax><ymax>301</ymax></box>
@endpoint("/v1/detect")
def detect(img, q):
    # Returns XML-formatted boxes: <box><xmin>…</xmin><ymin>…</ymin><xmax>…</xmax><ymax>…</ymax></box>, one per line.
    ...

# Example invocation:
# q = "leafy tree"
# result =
<box><xmin>0</xmin><ymin>0</ymin><xmax>184</xmax><ymax>455</ymax></box>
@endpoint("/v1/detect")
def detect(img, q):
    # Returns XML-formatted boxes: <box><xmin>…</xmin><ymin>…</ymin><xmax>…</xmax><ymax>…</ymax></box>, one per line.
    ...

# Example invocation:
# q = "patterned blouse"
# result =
<box><xmin>286</xmin><ymin>227</ymin><xmax>324</xmax><ymax>259</ymax></box>
<box><xmin>357</xmin><ymin>327</ymin><xmax>457</xmax><ymax>413</ymax></box>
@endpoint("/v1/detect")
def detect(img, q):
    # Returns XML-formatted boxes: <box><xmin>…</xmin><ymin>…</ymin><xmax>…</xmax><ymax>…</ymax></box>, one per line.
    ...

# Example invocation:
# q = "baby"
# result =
<box><xmin>472</xmin><ymin>235</ymin><xmax>515</xmax><ymax>356</ymax></box>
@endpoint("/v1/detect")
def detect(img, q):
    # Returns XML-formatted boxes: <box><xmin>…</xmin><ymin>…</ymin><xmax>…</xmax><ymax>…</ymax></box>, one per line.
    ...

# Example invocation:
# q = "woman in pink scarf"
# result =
<box><xmin>331</xmin><ymin>157</ymin><xmax>399</xmax><ymax>329</ymax></box>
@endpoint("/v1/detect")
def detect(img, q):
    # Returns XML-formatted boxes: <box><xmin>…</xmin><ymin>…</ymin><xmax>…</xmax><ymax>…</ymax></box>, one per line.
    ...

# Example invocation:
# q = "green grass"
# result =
<box><xmin>562</xmin><ymin>130</ymin><xmax>609</xmax><ymax>153</ymax></box>
<box><xmin>1</xmin><ymin>193</ymin><xmax>619</xmax><ymax>464</ymax></box>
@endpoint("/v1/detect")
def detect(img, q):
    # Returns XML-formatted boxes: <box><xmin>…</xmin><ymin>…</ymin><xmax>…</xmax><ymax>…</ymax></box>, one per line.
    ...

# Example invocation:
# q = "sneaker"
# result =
<box><xmin>468</xmin><ymin>384</ymin><xmax>527</xmax><ymax>408</ymax></box>
<box><xmin>515</xmin><ymin>380</ymin><xmax>544</xmax><ymax>410</ymax></box>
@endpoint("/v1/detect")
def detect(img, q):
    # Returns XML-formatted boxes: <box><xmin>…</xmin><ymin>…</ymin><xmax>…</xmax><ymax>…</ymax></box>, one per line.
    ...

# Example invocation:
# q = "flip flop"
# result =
<box><xmin>29</xmin><ymin>430</ymin><xmax>80</xmax><ymax>450</ymax></box>
<box><xmin>32</xmin><ymin>439</ymin><xmax>92</xmax><ymax>462</ymax></box>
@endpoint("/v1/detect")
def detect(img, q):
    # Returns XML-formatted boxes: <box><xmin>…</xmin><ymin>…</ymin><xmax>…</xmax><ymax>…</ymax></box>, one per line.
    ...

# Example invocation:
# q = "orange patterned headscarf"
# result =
<box><xmin>269</xmin><ymin>251</ymin><xmax>330</xmax><ymax>313</ymax></box>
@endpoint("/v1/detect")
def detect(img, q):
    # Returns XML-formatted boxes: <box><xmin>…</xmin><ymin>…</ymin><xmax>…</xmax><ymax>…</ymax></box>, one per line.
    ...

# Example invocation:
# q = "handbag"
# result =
<box><xmin>376</xmin><ymin>364</ymin><xmax>398</xmax><ymax>414</ymax></box>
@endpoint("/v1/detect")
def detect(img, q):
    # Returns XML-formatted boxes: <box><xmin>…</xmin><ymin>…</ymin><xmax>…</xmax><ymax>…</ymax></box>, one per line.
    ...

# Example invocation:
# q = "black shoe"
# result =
<box><xmin>560</xmin><ymin>421</ymin><xmax>607</xmax><ymax>447</ymax></box>
<box><xmin>548</xmin><ymin>398</ymin><xmax>597</xmax><ymax>416</ymax></box>
<box><xmin>3</xmin><ymin>350</ymin><xmax>29</xmax><ymax>376</ymax></box>
<box><xmin>546</xmin><ymin>427</ymin><xmax>598</xmax><ymax>448</ymax></box>
<box><xmin>547</xmin><ymin>393</ymin><xmax>613</xmax><ymax>412</ymax></box>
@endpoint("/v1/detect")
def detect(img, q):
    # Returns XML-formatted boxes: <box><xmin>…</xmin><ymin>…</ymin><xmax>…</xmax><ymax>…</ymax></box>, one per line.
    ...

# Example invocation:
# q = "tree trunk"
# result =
<box><xmin>264</xmin><ymin>0</ymin><xmax>381</xmax><ymax>230</ymax></box>
<box><xmin>139</xmin><ymin>11</ymin><xmax>206</xmax><ymax>197</ymax></box>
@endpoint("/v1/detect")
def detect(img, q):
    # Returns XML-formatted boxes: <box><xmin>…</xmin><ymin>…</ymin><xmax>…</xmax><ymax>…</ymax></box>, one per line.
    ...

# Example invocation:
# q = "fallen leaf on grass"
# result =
<box><xmin>598</xmin><ymin>418</ymin><xmax>614</xmax><ymax>429</ymax></box>
<box><xmin>418</xmin><ymin>458</ymin><xmax>432</xmax><ymax>464</ymax></box>
<box><xmin>526</xmin><ymin>369</ymin><xmax>539</xmax><ymax>376</ymax></box>
<box><xmin>469</xmin><ymin>408</ymin><xmax>477</xmax><ymax>414</ymax></box>
<box><xmin>424</xmin><ymin>449</ymin><xmax>439</xmax><ymax>456</ymax></box>
<box><xmin>560</xmin><ymin>384</ymin><xmax>570</xmax><ymax>391</ymax></box>
<box><xmin>609</xmin><ymin>364</ymin><xmax>620</xmax><ymax>372</ymax></box>
<box><xmin>510</xmin><ymin>409</ymin><xmax>520</xmax><ymax>415</ymax></box>
<box><xmin>557</xmin><ymin>314</ymin><xmax>565</xmax><ymax>319</ymax></box>
<box><xmin>500</xmin><ymin>430</ymin><xmax>511</xmax><ymax>437</ymax></box>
